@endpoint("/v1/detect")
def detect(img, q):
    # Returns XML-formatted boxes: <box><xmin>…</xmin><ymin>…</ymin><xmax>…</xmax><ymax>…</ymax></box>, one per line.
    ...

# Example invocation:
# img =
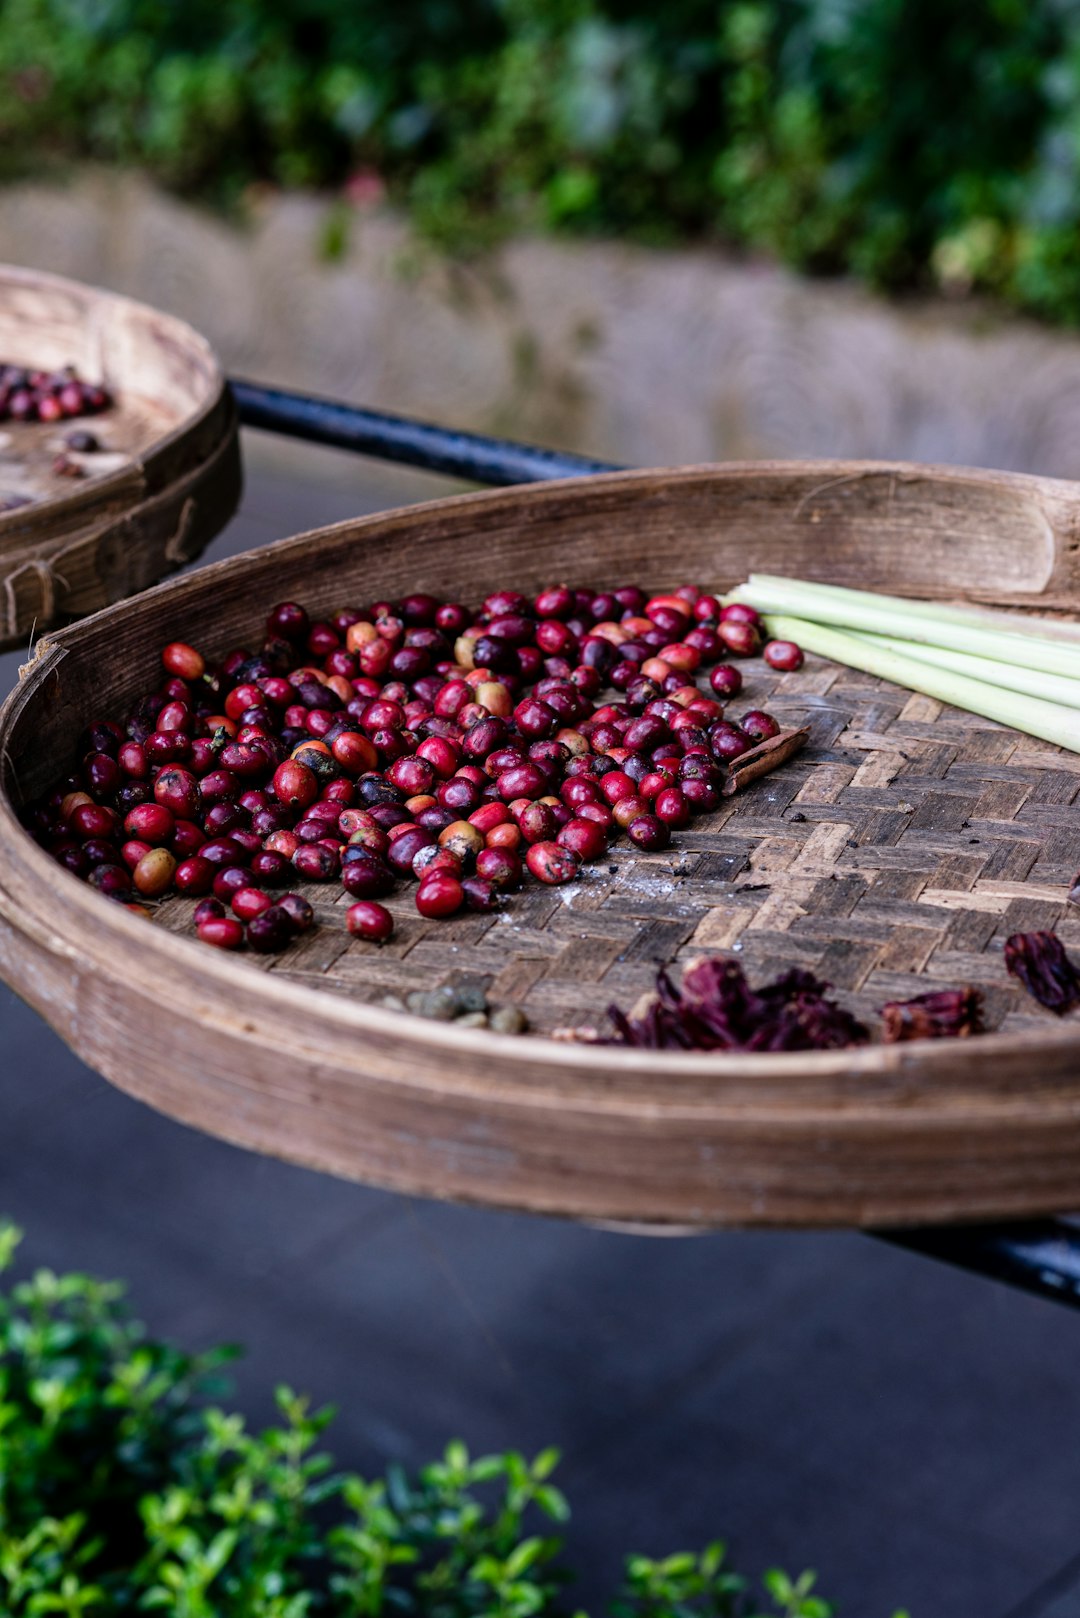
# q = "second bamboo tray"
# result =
<box><xmin>0</xmin><ymin>264</ymin><xmax>240</xmax><ymax>648</ymax></box>
<box><xmin>3</xmin><ymin>462</ymin><xmax>1080</xmax><ymax>1228</ymax></box>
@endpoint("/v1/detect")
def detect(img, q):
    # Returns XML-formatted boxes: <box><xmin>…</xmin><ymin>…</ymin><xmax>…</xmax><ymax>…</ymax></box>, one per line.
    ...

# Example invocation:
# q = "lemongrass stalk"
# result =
<box><xmin>733</xmin><ymin>574</ymin><xmax>1080</xmax><ymax>644</ymax></box>
<box><xmin>762</xmin><ymin>613</ymin><xmax>1080</xmax><ymax>753</ymax></box>
<box><xmin>849</xmin><ymin>631</ymin><xmax>1080</xmax><ymax>712</ymax></box>
<box><xmin>731</xmin><ymin>578</ymin><xmax>1080</xmax><ymax>680</ymax></box>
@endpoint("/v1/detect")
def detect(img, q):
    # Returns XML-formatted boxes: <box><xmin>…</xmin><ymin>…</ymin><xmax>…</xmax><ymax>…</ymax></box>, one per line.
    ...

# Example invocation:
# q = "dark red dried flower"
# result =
<box><xmin>1004</xmin><ymin>930</ymin><xmax>1080</xmax><ymax>1015</ymax></box>
<box><xmin>605</xmin><ymin>955</ymin><xmax>868</xmax><ymax>1052</ymax></box>
<box><xmin>880</xmin><ymin>987</ymin><xmax>984</xmax><ymax>1043</ymax></box>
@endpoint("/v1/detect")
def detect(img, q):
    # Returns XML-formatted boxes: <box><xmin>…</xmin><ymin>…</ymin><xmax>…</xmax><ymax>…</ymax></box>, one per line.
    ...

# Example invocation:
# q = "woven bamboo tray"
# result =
<box><xmin>3</xmin><ymin>461</ymin><xmax>1080</xmax><ymax>1229</ymax></box>
<box><xmin>0</xmin><ymin>264</ymin><xmax>240</xmax><ymax>648</ymax></box>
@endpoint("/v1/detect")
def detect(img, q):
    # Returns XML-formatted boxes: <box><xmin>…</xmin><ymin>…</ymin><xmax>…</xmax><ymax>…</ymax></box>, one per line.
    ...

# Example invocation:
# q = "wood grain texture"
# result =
<box><xmin>0</xmin><ymin>264</ymin><xmax>241</xmax><ymax>647</ymax></box>
<box><xmin>5</xmin><ymin>462</ymin><xmax>1080</xmax><ymax>1228</ymax></box>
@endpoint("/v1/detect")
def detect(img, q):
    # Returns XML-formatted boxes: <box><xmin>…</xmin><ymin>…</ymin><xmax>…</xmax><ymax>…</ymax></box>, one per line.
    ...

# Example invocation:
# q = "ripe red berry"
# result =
<box><xmin>627</xmin><ymin>813</ymin><xmax>671</xmax><ymax>851</ymax></box>
<box><xmin>162</xmin><ymin>641</ymin><xmax>205</xmax><ymax>681</ymax></box>
<box><xmin>415</xmin><ymin>873</ymin><xmax>465</xmax><ymax>918</ymax></box>
<box><xmin>272</xmin><ymin>760</ymin><xmax>319</xmax><ymax>812</ymax></box>
<box><xmin>197</xmin><ymin>915</ymin><xmax>244</xmax><ymax>950</ymax></box>
<box><xmin>709</xmin><ymin>664</ymin><xmax>743</xmax><ymax>698</ymax></box>
<box><xmin>526</xmin><ymin>842</ymin><xmax>580</xmax><ymax>885</ymax></box>
<box><xmin>346</xmin><ymin>900</ymin><xmax>395</xmax><ymax>942</ymax></box>
<box><xmin>763</xmin><ymin>639</ymin><xmax>804</xmax><ymax>673</ymax></box>
<box><xmin>654</xmin><ymin>787</ymin><xmax>690</xmax><ymax>827</ymax></box>
<box><xmin>278</xmin><ymin>893</ymin><xmax>315</xmax><ymax>933</ymax></box>
<box><xmin>557</xmin><ymin>817</ymin><xmax>607</xmax><ymax>862</ymax></box>
<box><xmin>741</xmin><ymin>709</ymin><xmax>781</xmax><ymax>742</ymax></box>
<box><xmin>231</xmin><ymin>886</ymin><xmax>273</xmax><ymax>922</ymax></box>
<box><xmin>718</xmin><ymin>620</ymin><xmax>760</xmax><ymax>658</ymax></box>
<box><xmin>175</xmin><ymin>855</ymin><xmax>215</xmax><ymax>896</ymax></box>
<box><xmin>247</xmin><ymin>906</ymin><xmax>293</xmax><ymax>953</ymax></box>
<box><xmin>720</xmin><ymin>602</ymin><xmax>762</xmax><ymax>628</ymax></box>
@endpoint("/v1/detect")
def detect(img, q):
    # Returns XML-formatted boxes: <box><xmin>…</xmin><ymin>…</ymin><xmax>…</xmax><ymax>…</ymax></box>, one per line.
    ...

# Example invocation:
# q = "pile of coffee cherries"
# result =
<box><xmin>0</xmin><ymin>363</ymin><xmax>111</xmax><ymax>424</ymax></box>
<box><xmin>28</xmin><ymin>586</ymin><xmax>804</xmax><ymax>954</ymax></box>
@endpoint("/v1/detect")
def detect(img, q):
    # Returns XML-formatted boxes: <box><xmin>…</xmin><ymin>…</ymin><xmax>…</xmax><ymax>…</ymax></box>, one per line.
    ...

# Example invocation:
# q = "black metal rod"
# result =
<box><xmin>875</xmin><ymin>1222</ymin><xmax>1080</xmax><ymax>1311</ymax></box>
<box><xmin>231</xmin><ymin>376</ymin><xmax>1080</xmax><ymax>1314</ymax></box>
<box><xmin>230</xmin><ymin>379</ymin><xmax>622</xmax><ymax>486</ymax></box>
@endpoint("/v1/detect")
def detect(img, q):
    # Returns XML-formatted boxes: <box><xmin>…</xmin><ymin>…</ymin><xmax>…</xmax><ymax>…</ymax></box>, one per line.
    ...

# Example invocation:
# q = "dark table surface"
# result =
<box><xmin>3</xmin><ymin>436</ymin><xmax>1080</xmax><ymax>1618</ymax></box>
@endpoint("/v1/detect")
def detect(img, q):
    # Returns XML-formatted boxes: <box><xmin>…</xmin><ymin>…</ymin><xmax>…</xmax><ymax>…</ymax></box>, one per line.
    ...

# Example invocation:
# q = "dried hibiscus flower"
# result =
<box><xmin>880</xmin><ymin>987</ymin><xmax>984</xmax><ymax>1043</ymax></box>
<box><xmin>1004</xmin><ymin>930</ymin><xmax>1080</xmax><ymax>1015</ymax></box>
<box><xmin>604</xmin><ymin>955</ymin><xmax>869</xmax><ymax>1053</ymax></box>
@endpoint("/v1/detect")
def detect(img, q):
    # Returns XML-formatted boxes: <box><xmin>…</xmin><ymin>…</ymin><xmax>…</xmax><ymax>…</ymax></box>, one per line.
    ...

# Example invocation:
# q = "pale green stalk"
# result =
<box><xmin>849</xmin><ymin>631</ymin><xmax>1080</xmax><ymax>711</ymax></box>
<box><xmin>762</xmin><ymin>613</ymin><xmax>1080</xmax><ymax>753</ymax></box>
<box><xmin>735</xmin><ymin>574</ymin><xmax>1080</xmax><ymax>643</ymax></box>
<box><xmin>730</xmin><ymin>576</ymin><xmax>1080</xmax><ymax>674</ymax></box>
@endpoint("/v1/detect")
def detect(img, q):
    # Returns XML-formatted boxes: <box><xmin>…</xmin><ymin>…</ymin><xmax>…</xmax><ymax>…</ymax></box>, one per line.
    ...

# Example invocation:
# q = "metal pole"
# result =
<box><xmin>231</xmin><ymin>379</ymin><xmax>622</xmax><ymax>486</ymax></box>
<box><xmin>876</xmin><ymin>1221</ymin><xmax>1080</xmax><ymax>1309</ymax></box>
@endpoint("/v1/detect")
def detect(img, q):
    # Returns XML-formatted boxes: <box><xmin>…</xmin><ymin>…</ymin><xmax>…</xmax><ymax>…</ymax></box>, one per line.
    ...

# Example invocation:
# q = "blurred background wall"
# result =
<box><xmin>5</xmin><ymin>173</ymin><xmax>1080</xmax><ymax>477</ymax></box>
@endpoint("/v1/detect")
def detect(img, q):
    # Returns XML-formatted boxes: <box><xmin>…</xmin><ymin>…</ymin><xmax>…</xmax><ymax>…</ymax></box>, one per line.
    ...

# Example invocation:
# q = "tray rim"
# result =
<box><xmin>6</xmin><ymin>459</ymin><xmax>1080</xmax><ymax>1227</ymax></box>
<box><xmin>19</xmin><ymin>446</ymin><xmax>1077</xmax><ymax>572</ymax></box>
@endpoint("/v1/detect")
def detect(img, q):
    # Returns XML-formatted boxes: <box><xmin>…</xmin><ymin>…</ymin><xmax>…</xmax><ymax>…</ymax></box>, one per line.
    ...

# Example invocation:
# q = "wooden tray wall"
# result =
<box><xmin>4</xmin><ymin>462</ymin><xmax>1080</xmax><ymax>1228</ymax></box>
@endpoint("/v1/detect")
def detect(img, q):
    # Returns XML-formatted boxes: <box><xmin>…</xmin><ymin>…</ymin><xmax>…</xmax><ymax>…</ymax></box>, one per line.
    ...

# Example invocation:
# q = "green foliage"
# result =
<box><xmin>0</xmin><ymin>1224</ymin><xmax>902</xmax><ymax>1615</ymax></box>
<box><xmin>3</xmin><ymin>0</ymin><xmax>1080</xmax><ymax>319</ymax></box>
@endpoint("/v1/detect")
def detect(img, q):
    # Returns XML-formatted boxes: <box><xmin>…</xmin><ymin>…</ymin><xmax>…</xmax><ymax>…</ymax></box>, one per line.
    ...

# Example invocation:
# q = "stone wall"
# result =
<box><xmin>4</xmin><ymin>170</ymin><xmax>1080</xmax><ymax>479</ymax></box>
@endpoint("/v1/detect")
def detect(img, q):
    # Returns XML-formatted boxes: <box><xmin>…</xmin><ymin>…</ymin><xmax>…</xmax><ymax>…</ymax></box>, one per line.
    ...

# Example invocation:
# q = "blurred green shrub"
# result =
<box><xmin>3</xmin><ymin>0</ymin><xmax>1080</xmax><ymax>321</ymax></box>
<box><xmin>0</xmin><ymin>1224</ymin><xmax>907</xmax><ymax>1615</ymax></box>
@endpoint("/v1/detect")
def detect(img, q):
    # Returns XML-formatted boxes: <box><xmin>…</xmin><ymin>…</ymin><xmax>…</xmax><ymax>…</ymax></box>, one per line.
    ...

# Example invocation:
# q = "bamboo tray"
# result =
<box><xmin>4</xmin><ymin>461</ymin><xmax>1080</xmax><ymax>1229</ymax></box>
<box><xmin>0</xmin><ymin>264</ymin><xmax>240</xmax><ymax>648</ymax></box>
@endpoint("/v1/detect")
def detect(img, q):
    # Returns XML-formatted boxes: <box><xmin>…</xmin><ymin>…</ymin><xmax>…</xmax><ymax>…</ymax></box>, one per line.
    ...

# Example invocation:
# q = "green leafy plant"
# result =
<box><xmin>4</xmin><ymin>0</ymin><xmax>1080</xmax><ymax>323</ymax></box>
<box><xmin>0</xmin><ymin>1224</ymin><xmax>906</xmax><ymax>1616</ymax></box>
